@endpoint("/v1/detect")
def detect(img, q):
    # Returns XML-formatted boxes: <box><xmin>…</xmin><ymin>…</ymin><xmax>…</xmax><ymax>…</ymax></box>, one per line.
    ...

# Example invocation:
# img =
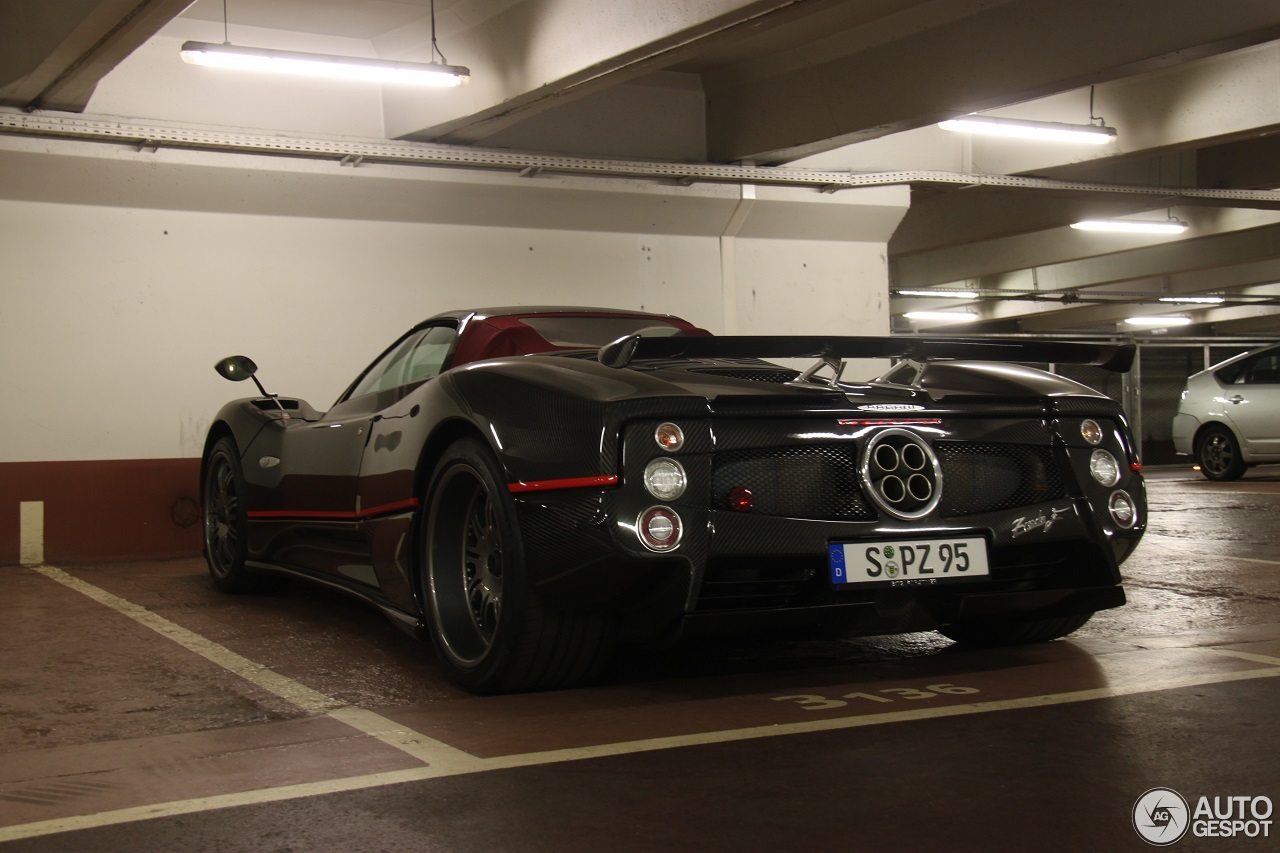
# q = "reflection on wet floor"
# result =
<box><xmin>2</xmin><ymin>469</ymin><xmax>1279</xmax><ymax>849</ymax></box>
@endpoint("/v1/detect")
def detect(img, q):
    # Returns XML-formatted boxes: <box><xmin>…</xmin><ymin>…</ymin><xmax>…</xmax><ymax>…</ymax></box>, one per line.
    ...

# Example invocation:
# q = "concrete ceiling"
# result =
<box><xmin>4</xmin><ymin>0</ymin><xmax>1280</xmax><ymax>337</ymax></box>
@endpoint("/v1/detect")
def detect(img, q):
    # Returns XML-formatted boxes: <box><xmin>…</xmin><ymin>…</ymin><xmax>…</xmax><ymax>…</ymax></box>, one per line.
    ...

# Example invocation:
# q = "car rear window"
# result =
<box><xmin>517</xmin><ymin>316</ymin><xmax>688</xmax><ymax>347</ymax></box>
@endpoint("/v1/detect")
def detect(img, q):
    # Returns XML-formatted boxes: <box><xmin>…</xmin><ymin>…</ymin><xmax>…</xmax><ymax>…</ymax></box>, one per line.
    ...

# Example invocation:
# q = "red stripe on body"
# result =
<box><xmin>508</xmin><ymin>475</ymin><xmax>619</xmax><ymax>493</ymax></box>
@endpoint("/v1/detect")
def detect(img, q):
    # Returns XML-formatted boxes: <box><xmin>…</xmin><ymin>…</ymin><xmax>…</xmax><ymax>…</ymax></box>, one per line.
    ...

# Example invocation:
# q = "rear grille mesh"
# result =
<box><xmin>934</xmin><ymin>442</ymin><xmax>1065</xmax><ymax>515</ymax></box>
<box><xmin>711</xmin><ymin>441</ymin><xmax>1065</xmax><ymax>521</ymax></box>
<box><xmin>712</xmin><ymin>445</ymin><xmax>875</xmax><ymax>520</ymax></box>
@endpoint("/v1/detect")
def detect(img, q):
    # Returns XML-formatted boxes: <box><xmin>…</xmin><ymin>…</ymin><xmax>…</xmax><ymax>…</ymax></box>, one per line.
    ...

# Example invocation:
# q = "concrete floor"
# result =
<box><xmin>2</xmin><ymin>467</ymin><xmax>1279</xmax><ymax>851</ymax></box>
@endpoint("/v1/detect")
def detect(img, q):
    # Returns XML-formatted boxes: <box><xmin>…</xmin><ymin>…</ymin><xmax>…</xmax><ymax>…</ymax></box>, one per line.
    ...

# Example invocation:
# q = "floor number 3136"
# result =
<box><xmin>772</xmin><ymin>684</ymin><xmax>980</xmax><ymax>711</ymax></box>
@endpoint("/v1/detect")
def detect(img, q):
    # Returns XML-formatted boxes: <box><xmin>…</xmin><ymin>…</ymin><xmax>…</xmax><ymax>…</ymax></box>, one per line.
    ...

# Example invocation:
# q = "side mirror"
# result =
<box><xmin>213</xmin><ymin>355</ymin><xmax>282</xmax><ymax>418</ymax></box>
<box><xmin>215</xmin><ymin>355</ymin><xmax>258</xmax><ymax>382</ymax></box>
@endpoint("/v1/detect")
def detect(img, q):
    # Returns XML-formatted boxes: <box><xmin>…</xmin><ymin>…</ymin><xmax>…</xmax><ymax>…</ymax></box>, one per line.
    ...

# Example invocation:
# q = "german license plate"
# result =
<box><xmin>829</xmin><ymin>537</ymin><xmax>990</xmax><ymax>586</ymax></box>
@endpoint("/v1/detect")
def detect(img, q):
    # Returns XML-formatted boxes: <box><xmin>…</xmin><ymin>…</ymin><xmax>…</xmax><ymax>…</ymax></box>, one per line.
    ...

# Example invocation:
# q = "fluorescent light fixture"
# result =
<box><xmin>1071</xmin><ymin>219</ymin><xmax>1188</xmax><ymax>234</ymax></box>
<box><xmin>897</xmin><ymin>289</ymin><xmax>980</xmax><ymax>299</ymax></box>
<box><xmin>1125</xmin><ymin>316</ymin><xmax>1193</xmax><ymax>327</ymax></box>
<box><xmin>938</xmin><ymin>116</ymin><xmax>1116</xmax><ymax>145</ymax></box>
<box><xmin>904</xmin><ymin>310</ymin><xmax>979</xmax><ymax>322</ymax></box>
<box><xmin>180</xmin><ymin>41</ymin><xmax>470</xmax><ymax>87</ymax></box>
<box><xmin>1158</xmin><ymin>295</ymin><xmax>1224</xmax><ymax>304</ymax></box>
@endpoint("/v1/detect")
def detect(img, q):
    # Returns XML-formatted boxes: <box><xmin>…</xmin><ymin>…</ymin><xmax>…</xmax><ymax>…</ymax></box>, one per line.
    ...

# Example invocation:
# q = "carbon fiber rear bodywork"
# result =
<box><xmin>514</xmin><ymin>389</ymin><xmax>1142</xmax><ymax>643</ymax></box>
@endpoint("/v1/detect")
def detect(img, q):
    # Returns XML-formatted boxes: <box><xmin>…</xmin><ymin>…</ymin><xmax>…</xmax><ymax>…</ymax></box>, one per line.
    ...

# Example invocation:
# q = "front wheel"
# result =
<box><xmin>1197</xmin><ymin>426</ymin><xmax>1246</xmax><ymax>481</ymax></box>
<box><xmin>420</xmin><ymin>437</ymin><xmax>612</xmax><ymax>693</ymax></box>
<box><xmin>938</xmin><ymin>611</ymin><xmax>1094</xmax><ymax>646</ymax></box>
<box><xmin>203</xmin><ymin>437</ymin><xmax>276</xmax><ymax>593</ymax></box>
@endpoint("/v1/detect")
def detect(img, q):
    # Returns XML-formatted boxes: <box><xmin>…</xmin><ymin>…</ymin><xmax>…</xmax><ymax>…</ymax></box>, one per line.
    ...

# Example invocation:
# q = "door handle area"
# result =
<box><xmin>1228</xmin><ymin>395</ymin><xmax>1245</xmax><ymax>404</ymax></box>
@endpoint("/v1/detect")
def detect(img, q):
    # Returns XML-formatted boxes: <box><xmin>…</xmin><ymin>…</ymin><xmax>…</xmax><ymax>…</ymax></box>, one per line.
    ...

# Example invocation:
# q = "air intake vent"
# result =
<box><xmin>251</xmin><ymin>398</ymin><xmax>300</xmax><ymax>411</ymax></box>
<box><xmin>692</xmin><ymin>368</ymin><xmax>800</xmax><ymax>384</ymax></box>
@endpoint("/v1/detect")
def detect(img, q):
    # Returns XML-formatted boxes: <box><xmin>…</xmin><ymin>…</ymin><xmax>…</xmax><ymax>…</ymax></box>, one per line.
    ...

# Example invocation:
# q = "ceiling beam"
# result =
<box><xmin>893</xmin><ymin>140</ymin><xmax>1280</xmax><ymax>259</ymax></box>
<box><xmin>888</xmin><ymin>42</ymin><xmax>1280</xmax><ymax>255</ymax></box>
<box><xmin>1013</xmin><ymin>218</ymin><xmax>1280</xmax><ymax>293</ymax></box>
<box><xmin>702</xmin><ymin>0</ymin><xmax>1280</xmax><ymax>163</ymax></box>
<box><xmin>957</xmin><ymin>41</ymin><xmax>1280</xmax><ymax>180</ymax></box>
<box><xmin>891</xmin><ymin>188</ymin><xmax>1171</xmax><ymax>257</ymax></box>
<box><xmin>939</xmin><ymin>266</ymin><xmax>1280</xmax><ymax>333</ymax></box>
<box><xmin>1004</xmin><ymin>288</ymin><xmax>1280</xmax><ymax>333</ymax></box>
<box><xmin>1202</xmin><ymin>303</ymin><xmax>1280</xmax><ymax>334</ymax></box>
<box><xmin>893</xmin><ymin>208</ymin><xmax>1280</xmax><ymax>290</ymax></box>
<box><xmin>0</xmin><ymin>0</ymin><xmax>191</xmax><ymax>111</ymax></box>
<box><xmin>380</xmin><ymin>0</ymin><xmax>843</xmax><ymax>143</ymax></box>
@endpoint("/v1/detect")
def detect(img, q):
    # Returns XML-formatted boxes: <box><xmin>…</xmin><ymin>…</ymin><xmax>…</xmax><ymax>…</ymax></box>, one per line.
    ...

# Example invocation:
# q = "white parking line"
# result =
<box><xmin>4</xmin><ymin>664</ymin><xmax>1279</xmax><ymax>842</ymax></box>
<box><xmin>1136</xmin><ymin>534</ymin><xmax>1280</xmax><ymax>566</ymax></box>
<box><xmin>28</xmin><ymin>565</ymin><xmax>478</xmax><ymax>770</ymax></box>
<box><xmin>1208</xmin><ymin>554</ymin><xmax>1280</xmax><ymax>566</ymax></box>
<box><xmin>6</xmin><ymin>565</ymin><xmax>1280</xmax><ymax>844</ymax></box>
<box><xmin>1204</xmin><ymin>647</ymin><xmax>1280</xmax><ymax>667</ymax></box>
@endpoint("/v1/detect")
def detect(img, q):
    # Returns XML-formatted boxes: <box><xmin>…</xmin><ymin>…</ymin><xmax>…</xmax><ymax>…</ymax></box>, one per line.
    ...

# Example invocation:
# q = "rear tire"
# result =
<box><xmin>1196</xmin><ymin>426</ymin><xmax>1246</xmax><ymax>481</ymax></box>
<box><xmin>938</xmin><ymin>611</ymin><xmax>1094</xmax><ymax>646</ymax></box>
<box><xmin>420</xmin><ymin>437</ymin><xmax>612</xmax><ymax>693</ymax></box>
<box><xmin>202</xmin><ymin>437</ymin><xmax>278</xmax><ymax>593</ymax></box>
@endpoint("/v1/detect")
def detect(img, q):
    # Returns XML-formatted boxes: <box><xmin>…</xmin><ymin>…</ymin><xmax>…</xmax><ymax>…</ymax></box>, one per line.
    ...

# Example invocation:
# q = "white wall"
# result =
<box><xmin>734</xmin><ymin>239</ymin><xmax>890</xmax><ymax>336</ymax></box>
<box><xmin>0</xmin><ymin>198</ymin><xmax>723</xmax><ymax>462</ymax></box>
<box><xmin>0</xmin><ymin>137</ymin><xmax>907</xmax><ymax>464</ymax></box>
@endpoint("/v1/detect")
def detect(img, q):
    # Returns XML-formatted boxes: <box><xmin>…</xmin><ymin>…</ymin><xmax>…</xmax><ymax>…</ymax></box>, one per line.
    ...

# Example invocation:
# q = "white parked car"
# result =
<box><xmin>1172</xmin><ymin>343</ymin><xmax>1280</xmax><ymax>480</ymax></box>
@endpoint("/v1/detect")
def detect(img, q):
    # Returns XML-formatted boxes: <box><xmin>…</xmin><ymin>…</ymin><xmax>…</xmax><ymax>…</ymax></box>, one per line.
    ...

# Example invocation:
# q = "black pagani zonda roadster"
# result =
<box><xmin>202</xmin><ymin>307</ymin><xmax>1145</xmax><ymax>693</ymax></box>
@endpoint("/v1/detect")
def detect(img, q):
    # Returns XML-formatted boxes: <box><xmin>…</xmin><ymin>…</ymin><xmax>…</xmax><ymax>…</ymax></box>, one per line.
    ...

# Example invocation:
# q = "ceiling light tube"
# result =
<box><xmin>938</xmin><ymin>116</ymin><xmax>1116</xmax><ymax>145</ymax></box>
<box><xmin>180</xmin><ymin>41</ymin><xmax>470</xmax><ymax>87</ymax></box>
<box><xmin>1124</xmin><ymin>316</ymin><xmax>1193</xmax><ymax>326</ymax></box>
<box><xmin>897</xmin><ymin>289</ymin><xmax>980</xmax><ymax>299</ymax></box>
<box><xmin>903</xmin><ymin>310</ymin><xmax>978</xmax><ymax>322</ymax></box>
<box><xmin>1071</xmin><ymin>219</ymin><xmax>1187</xmax><ymax>234</ymax></box>
<box><xmin>1158</xmin><ymin>295</ymin><xmax>1224</xmax><ymax>304</ymax></box>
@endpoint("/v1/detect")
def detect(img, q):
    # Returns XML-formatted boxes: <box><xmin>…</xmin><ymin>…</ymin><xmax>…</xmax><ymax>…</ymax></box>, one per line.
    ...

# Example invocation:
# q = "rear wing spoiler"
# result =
<box><xmin>598</xmin><ymin>335</ymin><xmax>1135</xmax><ymax>373</ymax></box>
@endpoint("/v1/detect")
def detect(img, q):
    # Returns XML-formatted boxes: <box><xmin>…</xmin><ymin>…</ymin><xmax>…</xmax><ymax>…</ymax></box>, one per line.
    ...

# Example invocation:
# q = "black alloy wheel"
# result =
<box><xmin>1197</xmin><ymin>426</ymin><xmax>1246</xmax><ymax>481</ymax></box>
<box><xmin>202</xmin><ymin>437</ymin><xmax>268</xmax><ymax>592</ymax></box>
<box><xmin>430</xmin><ymin>458</ymin><xmax>505</xmax><ymax>664</ymax></box>
<box><xmin>421</xmin><ymin>437</ymin><xmax>612</xmax><ymax>693</ymax></box>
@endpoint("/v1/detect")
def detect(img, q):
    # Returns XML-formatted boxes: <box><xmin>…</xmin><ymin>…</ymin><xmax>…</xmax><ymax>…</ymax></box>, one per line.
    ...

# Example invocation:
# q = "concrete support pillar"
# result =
<box><xmin>718</xmin><ymin>185</ymin><xmax>909</xmax><ymax>338</ymax></box>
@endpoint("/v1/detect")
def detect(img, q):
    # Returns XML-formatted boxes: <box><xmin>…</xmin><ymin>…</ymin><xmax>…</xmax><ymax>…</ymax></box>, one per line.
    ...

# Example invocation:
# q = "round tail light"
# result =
<box><xmin>1109</xmin><ymin>490</ymin><xmax>1137</xmax><ymax>529</ymax></box>
<box><xmin>643</xmin><ymin>458</ymin><xmax>686</xmax><ymax>500</ymax></box>
<box><xmin>637</xmin><ymin>506</ymin><xmax>682</xmax><ymax>551</ymax></box>
<box><xmin>1089</xmin><ymin>449</ymin><xmax>1121</xmax><ymax>486</ymax></box>
<box><xmin>1081</xmin><ymin>419</ymin><xmax>1104</xmax><ymax>445</ymax></box>
<box><xmin>654</xmin><ymin>423</ymin><xmax>684</xmax><ymax>452</ymax></box>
